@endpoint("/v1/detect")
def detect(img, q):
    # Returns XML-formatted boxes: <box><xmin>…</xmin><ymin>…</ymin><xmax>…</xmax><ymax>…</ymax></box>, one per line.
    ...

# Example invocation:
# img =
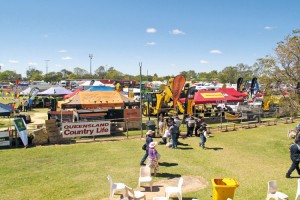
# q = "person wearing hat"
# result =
<box><xmin>198</xmin><ymin>122</ymin><xmax>208</xmax><ymax>149</ymax></box>
<box><xmin>286</xmin><ymin>138</ymin><xmax>300</xmax><ymax>178</ymax></box>
<box><xmin>140</xmin><ymin>130</ymin><xmax>154</xmax><ymax>165</ymax></box>
<box><xmin>147</xmin><ymin>141</ymin><xmax>159</xmax><ymax>176</ymax></box>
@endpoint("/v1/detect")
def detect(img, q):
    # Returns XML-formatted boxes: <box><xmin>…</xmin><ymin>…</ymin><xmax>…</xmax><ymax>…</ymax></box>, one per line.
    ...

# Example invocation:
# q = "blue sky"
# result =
<box><xmin>0</xmin><ymin>0</ymin><xmax>299</xmax><ymax>78</ymax></box>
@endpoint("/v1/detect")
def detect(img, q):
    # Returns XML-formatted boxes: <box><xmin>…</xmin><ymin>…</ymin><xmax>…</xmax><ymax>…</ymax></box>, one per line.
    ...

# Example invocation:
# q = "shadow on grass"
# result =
<box><xmin>288</xmin><ymin>176</ymin><xmax>300</xmax><ymax>179</ymax></box>
<box><xmin>142</xmin><ymin>185</ymin><xmax>164</xmax><ymax>192</ymax></box>
<box><xmin>177</xmin><ymin>142</ymin><xmax>189</xmax><ymax>146</ymax></box>
<box><xmin>155</xmin><ymin>173</ymin><xmax>181</xmax><ymax>178</ymax></box>
<box><xmin>205</xmin><ymin>147</ymin><xmax>223</xmax><ymax>151</ymax></box>
<box><xmin>177</xmin><ymin>147</ymin><xmax>193</xmax><ymax>150</ymax></box>
<box><xmin>159</xmin><ymin>162</ymin><xmax>178</xmax><ymax>167</ymax></box>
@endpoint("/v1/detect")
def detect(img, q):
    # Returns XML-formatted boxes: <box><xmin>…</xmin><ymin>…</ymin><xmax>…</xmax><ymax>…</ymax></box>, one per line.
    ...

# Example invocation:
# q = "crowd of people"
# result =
<box><xmin>140</xmin><ymin>113</ymin><xmax>210</xmax><ymax>176</ymax></box>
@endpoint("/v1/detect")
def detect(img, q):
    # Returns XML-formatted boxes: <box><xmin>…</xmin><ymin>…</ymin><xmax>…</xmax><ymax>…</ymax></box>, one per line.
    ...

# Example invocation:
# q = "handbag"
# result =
<box><xmin>142</xmin><ymin>143</ymin><xmax>147</xmax><ymax>150</ymax></box>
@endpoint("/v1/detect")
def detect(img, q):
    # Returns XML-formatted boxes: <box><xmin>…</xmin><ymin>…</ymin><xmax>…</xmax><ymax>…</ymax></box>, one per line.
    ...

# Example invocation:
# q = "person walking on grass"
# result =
<box><xmin>185</xmin><ymin>114</ymin><xmax>195</xmax><ymax>137</ymax></box>
<box><xmin>286</xmin><ymin>138</ymin><xmax>300</xmax><ymax>178</ymax></box>
<box><xmin>140</xmin><ymin>130</ymin><xmax>154</xmax><ymax>166</ymax></box>
<box><xmin>147</xmin><ymin>141</ymin><xmax>159</xmax><ymax>176</ymax></box>
<box><xmin>198</xmin><ymin>123</ymin><xmax>208</xmax><ymax>149</ymax></box>
<box><xmin>169</xmin><ymin>120</ymin><xmax>179</xmax><ymax>149</ymax></box>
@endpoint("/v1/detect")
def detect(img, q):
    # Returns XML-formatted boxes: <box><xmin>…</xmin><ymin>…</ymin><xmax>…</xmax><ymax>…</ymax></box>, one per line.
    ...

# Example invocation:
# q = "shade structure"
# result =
<box><xmin>0</xmin><ymin>103</ymin><xmax>13</xmax><ymax>116</ymax></box>
<box><xmin>79</xmin><ymin>80</ymin><xmax>104</xmax><ymax>86</ymax></box>
<box><xmin>61</xmin><ymin>91</ymin><xmax>138</xmax><ymax>109</ymax></box>
<box><xmin>19</xmin><ymin>87</ymin><xmax>32</xmax><ymax>95</ymax></box>
<box><xmin>63</xmin><ymin>88</ymin><xmax>83</xmax><ymax>99</ymax></box>
<box><xmin>194</xmin><ymin>90</ymin><xmax>244</xmax><ymax>104</ymax></box>
<box><xmin>38</xmin><ymin>86</ymin><xmax>72</xmax><ymax>96</ymax></box>
<box><xmin>216</xmin><ymin>88</ymin><xmax>248</xmax><ymax>98</ymax></box>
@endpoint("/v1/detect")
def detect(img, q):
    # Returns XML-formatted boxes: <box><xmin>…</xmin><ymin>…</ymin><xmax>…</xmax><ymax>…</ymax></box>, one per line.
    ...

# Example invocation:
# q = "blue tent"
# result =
<box><xmin>85</xmin><ymin>86</ymin><xmax>115</xmax><ymax>92</ymax></box>
<box><xmin>0</xmin><ymin>103</ymin><xmax>13</xmax><ymax>116</ymax></box>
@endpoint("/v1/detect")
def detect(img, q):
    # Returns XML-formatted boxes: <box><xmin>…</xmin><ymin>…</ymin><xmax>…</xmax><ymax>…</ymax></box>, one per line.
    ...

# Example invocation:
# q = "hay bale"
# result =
<box><xmin>32</xmin><ymin>128</ymin><xmax>48</xmax><ymax>145</ymax></box>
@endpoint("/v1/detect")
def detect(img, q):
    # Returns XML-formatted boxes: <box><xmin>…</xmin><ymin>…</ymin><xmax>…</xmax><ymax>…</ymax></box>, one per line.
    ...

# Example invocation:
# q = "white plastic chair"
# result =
<box><xmin>107</xmin><ymin>175</ymin><xmax>126</xmax><ymax>200</ymax></box>
<box><xmin>295</xmin><ymin>178</ymin><xmax>300</xmax><ymax>200</ymax></box>
<box><xmin>138</xmin><ymin>166</ymin><xmax>153</xmax><ymax>191</ymax></box>
<box><xmin>125</xmin><ymin>185</ymin><xmax>146</xmax><ymax>200</ymax></box>
<box><xmin>266</xmin><ymin>180</ymin><xmax>288</xmax><ymax>200</ymax></box>
<box><xmin>165</xmin><ymin>177</ymin><xmax>184</xmax><ymax>200</ymax></box>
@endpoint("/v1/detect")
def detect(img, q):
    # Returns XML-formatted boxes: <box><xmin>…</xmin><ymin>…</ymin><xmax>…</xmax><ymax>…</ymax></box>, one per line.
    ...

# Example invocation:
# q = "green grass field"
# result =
<box><xmin>0</xmin><ymin>119</ymin><xmax>298</xmax><ymax>199</ymax></box>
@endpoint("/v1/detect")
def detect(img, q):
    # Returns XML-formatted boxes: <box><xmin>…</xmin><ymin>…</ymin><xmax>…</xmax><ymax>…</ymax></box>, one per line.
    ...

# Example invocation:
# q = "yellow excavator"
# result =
<box><xmin>142</xmin><ymin>76</ymin><xmax>186</xmax><ymax>116</ymax></box>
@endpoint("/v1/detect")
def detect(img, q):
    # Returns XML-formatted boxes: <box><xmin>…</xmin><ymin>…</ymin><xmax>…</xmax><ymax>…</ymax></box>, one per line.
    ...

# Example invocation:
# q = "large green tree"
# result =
<box><xmin>0</xmin><ymin>70</ymin><xmax>21</xmax><ymax>82</ymax></box>
<box><xmin>26</xmin><ymin>68</ymin><xmax>43</xmax><ymax>80</ymax></box>
<box><xmin>43</xmin><ymin>72</ymin><xmax>63</xmax><ymax>83</ymax></box>
<box><xmin>94</xmin><ymin>66</ymin><xmax>106</xmax><ymax>79</ymax></box>
<box><xmin>258</xmin><ymin>30</ymin><xmax>300</xmax><ymax>116</ymax></box>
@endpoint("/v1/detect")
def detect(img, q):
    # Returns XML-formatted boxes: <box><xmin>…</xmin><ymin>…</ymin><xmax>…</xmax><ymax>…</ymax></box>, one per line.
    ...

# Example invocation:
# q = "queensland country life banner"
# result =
<box><xmin>13</xmin><ymin>118</ymin><xmax>28</xmax><ymax>147</ymax></box>
<box><xmin>62</xmin><ymin>121</ymin><xmax>111</xmax><ymax>138</ymax></box>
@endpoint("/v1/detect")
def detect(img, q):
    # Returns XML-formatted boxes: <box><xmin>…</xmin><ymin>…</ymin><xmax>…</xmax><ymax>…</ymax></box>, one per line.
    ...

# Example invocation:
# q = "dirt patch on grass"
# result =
<box><xmin>108</xmin><ymin>175</ymin><xmax>208</xmax><ymax>199</ymax></box>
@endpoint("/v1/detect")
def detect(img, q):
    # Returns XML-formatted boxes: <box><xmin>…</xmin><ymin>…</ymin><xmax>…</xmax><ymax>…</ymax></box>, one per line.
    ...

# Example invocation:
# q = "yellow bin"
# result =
<box><xmin>211</xmin><ymin>178</ymin><xmax>239</xmax><ymax>200</ymax></box>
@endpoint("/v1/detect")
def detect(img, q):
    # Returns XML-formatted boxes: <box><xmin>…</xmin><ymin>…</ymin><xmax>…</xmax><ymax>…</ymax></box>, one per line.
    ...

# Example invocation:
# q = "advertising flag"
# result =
<box><xmin>237</xmin><ymin>77</ymin><xmax>243</xmax><ymax>92</ymax></box>
<box><xmin>28</xmin><ymin>87</ymin><xmax>40</xmax><ymax>107</ymax></box>
<box><xmin>172</xmin><ymin>75</ymin><xmax>186</xmax><ymax>107</ymax></box>
<box><xmin>13</xmin><ymin>118</ymin><xmax>28</xmax><ymax>147</ymax></box>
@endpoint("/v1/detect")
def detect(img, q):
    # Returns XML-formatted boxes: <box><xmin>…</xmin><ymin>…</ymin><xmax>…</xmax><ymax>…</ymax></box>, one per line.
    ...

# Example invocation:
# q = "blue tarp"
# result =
<box><xmin>0</xmin><ymin>103</ymin><xmax>13</xmax><ymax>116</ymax></box>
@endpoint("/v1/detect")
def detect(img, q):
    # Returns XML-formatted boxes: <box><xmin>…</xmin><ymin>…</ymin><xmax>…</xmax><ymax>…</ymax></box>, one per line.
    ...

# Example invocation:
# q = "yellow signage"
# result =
<box><xmin>201</xmin><ymin>92</ymin><xmax>224</xmax><ymax>98</ymax></box>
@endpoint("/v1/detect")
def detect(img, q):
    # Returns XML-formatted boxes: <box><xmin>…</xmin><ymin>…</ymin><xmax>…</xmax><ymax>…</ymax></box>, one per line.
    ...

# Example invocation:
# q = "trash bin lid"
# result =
<box><xmin>222</xmin><ymin>178</ymin><xmax>239</xmax><ymax>187</ymax></box>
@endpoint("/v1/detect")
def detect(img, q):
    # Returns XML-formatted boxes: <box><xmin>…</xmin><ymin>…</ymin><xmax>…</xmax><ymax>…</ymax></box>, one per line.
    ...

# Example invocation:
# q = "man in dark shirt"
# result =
<box><xmin>286</xmin><ymin>138</ymin><xmax>300</xmax><ymax>178</ymax></box>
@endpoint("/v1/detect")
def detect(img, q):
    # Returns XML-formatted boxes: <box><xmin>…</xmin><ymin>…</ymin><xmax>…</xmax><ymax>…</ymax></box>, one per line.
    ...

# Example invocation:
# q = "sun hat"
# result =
<box><xmin>149</xmin><ymin>141</ymin><xmax>157</xmax><ymax>148</ymax></box>
<box><xmin>146</xmin><ymin>130</ymin><xmax>154</xmax><ymax>135</ymax></box>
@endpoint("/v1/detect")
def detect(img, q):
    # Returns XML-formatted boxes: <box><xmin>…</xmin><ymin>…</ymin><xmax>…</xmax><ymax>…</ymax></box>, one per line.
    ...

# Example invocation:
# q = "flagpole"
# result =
<box><xmin>139</xmin><ymin>62</ymin><xmax>143</xmax><ymax>138</ymax></box>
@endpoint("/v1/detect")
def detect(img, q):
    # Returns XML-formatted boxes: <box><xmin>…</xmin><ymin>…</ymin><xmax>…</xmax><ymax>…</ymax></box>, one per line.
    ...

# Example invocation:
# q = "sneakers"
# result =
<box><xmin>140</xmin><ymin>163</ymin><xmax>146</xmax><ymax>166</ymax></box>
<box><xmin>286</xmin><ymin>174</ymin><xmax>291</xmax><ymax>178</ymax></box>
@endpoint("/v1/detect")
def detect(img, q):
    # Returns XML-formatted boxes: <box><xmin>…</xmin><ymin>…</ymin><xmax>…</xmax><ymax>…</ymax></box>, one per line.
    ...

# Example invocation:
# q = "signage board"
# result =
<box><xmin>61</xmin><ymin>121</ymin><xmax>111</xmax><ymax>138</ymax></box>
<box><xmin>0</xmin><ymin>131</ymin><xmax>10</xmax><ymax>147</ymax></box>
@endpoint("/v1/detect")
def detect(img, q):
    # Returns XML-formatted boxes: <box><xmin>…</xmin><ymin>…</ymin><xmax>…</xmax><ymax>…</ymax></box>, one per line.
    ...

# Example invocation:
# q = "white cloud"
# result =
<box><xmin>146</xmin><ymin>42</ymin><xmax>156</xmax><ymax>46</ymax></box>
<box><xmin>210</xmin><ymin>50</ymin><xmax>222</xmax><ymax>54</ymax></box>
<box><xmin>200</xmin><ymin>60</ymin><xmax>208</xmax><ymax>64</ymax></box>
<box><xmin>9</xmin><ymin>60</ymin><xmax>19</xmax><ymax>64</ymax></box>
<box><xmin>28</xmin><ymin>62</ymin><xmax>37</xmax><ymax>66</ymax></box>
<box><xmin>55</xmin><ymin>64</ymin><xmax>62</xmax><ymax>67</ymax></box>
<box><xmin>146</xmin><ymin>28</ymin><xmax>157</xmax><ymax>33</ymax></box>
<box><xmin>170</xmin><ymin>29</ymin><xmax>185</xmax><ymax>35</ymax></box>
<box><xmin>264</xmin><ymin>26</ymin><xmax>275</xmax><ymax>30</ymax></box>
<box><xmin>58</xmin><ymin>49</ymin><xmax>67</xmax><ymax>53</ymax></box>
<box><xmin>0</xmin><ymin>63</ymin><xmax>4</xmax><ymax>66</ymax></box>
<box><xmin>61</xmin><ymin>56</ymin><xmax>72</xmax><ymax>60</ymax></box>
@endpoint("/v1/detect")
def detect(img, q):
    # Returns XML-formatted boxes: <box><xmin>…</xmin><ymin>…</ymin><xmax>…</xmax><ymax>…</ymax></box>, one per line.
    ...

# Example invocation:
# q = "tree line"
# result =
<box><xmin>0</xmin><ymin>30</ymin><xmax>299</xmax><ymax>89</ymax></box>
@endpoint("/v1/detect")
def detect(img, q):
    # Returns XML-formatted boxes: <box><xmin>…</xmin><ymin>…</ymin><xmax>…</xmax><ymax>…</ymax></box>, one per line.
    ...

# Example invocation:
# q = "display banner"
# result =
<box><xmin>62</xmin><ymin>121</ymin><xmax>111</xmax><ymax>138</ymax></box>
<box><xmin>172</xmin><ymin>75</ymin><xmax>186</xmax><ymax>107</ymax></box>
<box><xmin>202</xmin><ymin>92</ymin><xmax>224</xmax><ymax>98</ymax></box>
<box><xmin>0</xmin><ymin>131</ymin><xmax>10</xmax><ymax>147</ymax></box>
<box><xmin>13</xmin><ymin>118</ymin><xmax>28</xmax><ymax>147</ymax></box>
